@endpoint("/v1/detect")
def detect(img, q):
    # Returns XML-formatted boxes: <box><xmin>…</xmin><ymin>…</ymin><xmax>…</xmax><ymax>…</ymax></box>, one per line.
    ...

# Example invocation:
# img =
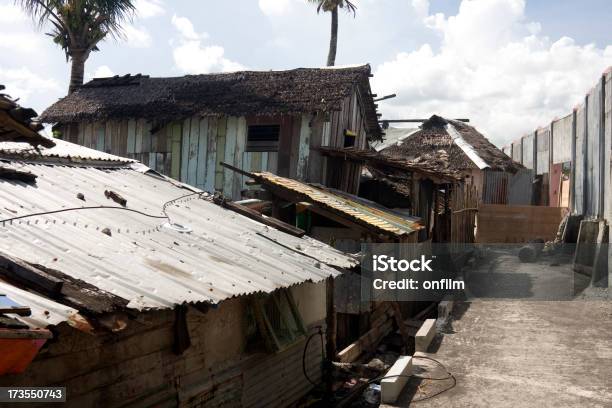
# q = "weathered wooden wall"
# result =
<box><xmin>61</xmin><ymin>88</ymin><xmax>369</xmax><ymax>199</ymax></box>
<box><xmin>0</xmin><ymin>282</ymin><xmax>327</xmax><ymax>408</ymax></box>
<box><xmin>476</xmin><ymin>204</ymin><xmax>566</xmax><ymax>243</ymax></box>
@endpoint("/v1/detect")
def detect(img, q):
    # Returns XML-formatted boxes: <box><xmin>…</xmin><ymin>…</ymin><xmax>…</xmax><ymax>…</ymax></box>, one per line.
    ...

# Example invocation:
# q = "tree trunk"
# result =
<box><xmin>68</xmin><ymin>49</ymin><xmax>87</xmax><ymax>94</ymax></box>
<box><xmin>326</xmin><ymin>6</ymin><xmax>338</xmax><ymax>67</ymax></box>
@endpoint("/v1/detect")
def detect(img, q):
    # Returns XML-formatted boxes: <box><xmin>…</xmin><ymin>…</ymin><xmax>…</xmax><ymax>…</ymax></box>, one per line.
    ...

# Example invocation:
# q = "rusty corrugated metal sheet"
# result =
<box><xmin>0</xmin><ymin>153</ymin><xmax>355</xmax><ymax>322</ymax></box>
<box><xmin>253</xmin><ymin>172</ymin><xmax>422</xmax><ymax>238</ymax></box>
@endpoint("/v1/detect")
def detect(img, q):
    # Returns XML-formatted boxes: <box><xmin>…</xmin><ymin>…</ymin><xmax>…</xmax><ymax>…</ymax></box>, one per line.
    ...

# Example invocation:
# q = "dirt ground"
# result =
<box><xmin>383</xmin><ymin>249</ymin><xmax>612</xmax><ymax>407</ymax></box>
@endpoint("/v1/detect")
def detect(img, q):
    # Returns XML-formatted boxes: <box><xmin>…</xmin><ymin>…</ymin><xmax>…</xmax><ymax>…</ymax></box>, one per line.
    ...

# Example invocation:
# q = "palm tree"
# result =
<box><xmin>308</xmin><ymin>0</ymin><xmax>357</xmax><ymax>66</ymax></box>
<box><xmin>18</xmin><ymin>0</ymin><xmax>135</xmax><ymax>94</ymax></box>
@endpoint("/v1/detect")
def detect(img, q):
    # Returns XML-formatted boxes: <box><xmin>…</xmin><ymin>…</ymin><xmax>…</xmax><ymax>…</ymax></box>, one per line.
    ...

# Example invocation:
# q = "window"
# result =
<box><xmin>248</xmin><ymin>289</ymin><xmax>306</xmax><ymax>352</ymax></box>
<box><xmin>344</xmin><ymin>129</ymin><xmax>357</xmax><ymax>148</ymax></box>
<box><xmin>247</xmin><ymin>124</ymin><xmax>280</xmax><ymax>152</ymax></box>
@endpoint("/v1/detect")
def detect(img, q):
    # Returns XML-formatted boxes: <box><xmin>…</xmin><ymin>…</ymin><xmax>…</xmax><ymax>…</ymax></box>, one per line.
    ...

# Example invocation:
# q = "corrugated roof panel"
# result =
<box><xmin>0</xmin><ymin>139</ymin><xmax>134</xmax><ymax>163</ymax></box>
<box><xmin>252</xmin><ymin>172</ymin><xmax>422</xmax><ymax>237</ymax></box>
<box><xmin>0</xmin><ymin>163</ymin><xmax>354</xmax><ymax>315</ymax></box>
<box><xmin>0</xmin><ymin>280</ymin><xmax>83</xmax><ymax>329</ymax></box>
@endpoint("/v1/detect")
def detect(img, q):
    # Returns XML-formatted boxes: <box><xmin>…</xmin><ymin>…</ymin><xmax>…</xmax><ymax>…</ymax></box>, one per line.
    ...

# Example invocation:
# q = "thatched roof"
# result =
<box><xmin>0</xmin><ymin>86</ymin><xmax>55</xmax><ymax>148</ymax></box>
<box><xmin>40</xmin><ymin>65</ymin><xmax>381</xmax><ymax>139</ymax></box>
<box><xmin>381</xmin><ymin>115</ymin><xmax>522</xmax><ymax>173</ymax></box>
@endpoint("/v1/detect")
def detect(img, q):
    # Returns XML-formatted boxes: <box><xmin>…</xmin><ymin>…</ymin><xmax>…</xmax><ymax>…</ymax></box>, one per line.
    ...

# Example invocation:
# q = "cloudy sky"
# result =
<box><xmin>1</xmin><ymin>0</ymin><xmax>611</xmax><ymax>146</ymax></box>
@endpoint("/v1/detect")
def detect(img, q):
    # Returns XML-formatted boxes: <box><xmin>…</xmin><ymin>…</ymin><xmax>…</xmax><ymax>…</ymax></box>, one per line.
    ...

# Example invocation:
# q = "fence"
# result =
<box><xmin>476</xmin><ymin>205</ymin><xmax>567</xmax><ymax>243</ymax></box>
<box><xmin>504</xmin><ymin>69</ymin><xmax>612</xmax><ymax>221</ymax></box>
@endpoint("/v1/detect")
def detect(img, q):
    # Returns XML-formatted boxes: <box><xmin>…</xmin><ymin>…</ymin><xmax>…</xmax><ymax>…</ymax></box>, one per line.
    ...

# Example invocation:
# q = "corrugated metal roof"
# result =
<box><xmin>252</xmin><ymin>172</ymin><xmax>423</xmax><ymax>238</ymax></box>
<box><xmin>0</xmin><ymin>280</ymin><xmax>87</xmax><ymax>330</ymax></box>
<box><xmin>0</xmin><ymin>161</ymin><xmax>354</xmax><ymax>321</ymax></box>
<box><xmin>0</xmin><ymin>139</ymin><xmax>134</xmax><ymax>164</ymax></box>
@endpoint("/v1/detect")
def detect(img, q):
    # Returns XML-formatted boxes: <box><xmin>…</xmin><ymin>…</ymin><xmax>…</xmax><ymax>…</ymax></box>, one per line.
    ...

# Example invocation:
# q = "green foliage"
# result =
<box><xmin>17</xmin><ymin>0</ymin><xmax>135</xmax><ymax>60</ymax></box>
<box><xmin>307</xmin><ymin>0</ymin><xmax>357</xmax><ymax>15</ymax></box>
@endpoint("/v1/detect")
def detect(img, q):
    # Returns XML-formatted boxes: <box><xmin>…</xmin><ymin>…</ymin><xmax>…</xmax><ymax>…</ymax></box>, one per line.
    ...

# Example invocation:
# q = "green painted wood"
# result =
<box><xmin>261</xmin><ymin>152</ymin><xmax>268</xmax><ymax>173</ymax></box>
<box><xmin>215</xmin><ymin>117</ymin><xmax>227</xmax><ymax>191</ymax></box>
<box><xmin>180</xmin><ymin>118</ymin><xmax>191</xmax><ymax>183</ymax></box>
<box><xmin>187</xmin><ymin>116</ymin><xmax>200</xmax><ymax>186</ymax></box>
<box><xmin>170</xmin><ymin>122</ymin><xmax>182</xmax><ymax>180</ymax></box>
<box><xmin>205</xmin><ymin>117</ymin><xmax>217</xmax><ymax>193</ymax></box>
<box><xmin>223</xmin><ymin>117</ymin><xmax>238</xmax><ymax>195</ymax></box>
<box><xmin>251</xmin><ymin>152</ymin><xmax>262</xmax><ymax>172</ymax></box>
<box><xmin>127</xmin><ymin>119</ymin><xmax>136</xmax><ymax>154</ymax></box>
<box><xmin>233</xmin><ymin>117</ymin><xmax>247</xmax><ymax>199</ymax></box>
<box><xmin>196</xmin><ymin>118</ymin><xmax>208</xmax><ymax>189</ymax></box>
<box><xmin>267</xmin><ymin>152</ymin><xmax>278</xmax><ymax>172</ymax></box>
<box><xmin>95</xmin><ymin>123</ymin><xmax>105</xmax><ymax>151</ymax></box>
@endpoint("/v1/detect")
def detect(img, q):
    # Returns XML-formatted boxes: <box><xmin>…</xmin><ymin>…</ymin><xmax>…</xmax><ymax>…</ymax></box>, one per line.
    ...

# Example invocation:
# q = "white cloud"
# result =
<box><xmin>89</xmin><ymin>65</ymin><xmax>114</xmax><ymax>80</ymax></box>
<box><xmin>259</xmin><ymin>0</ymin><xmax>295</xmax><ymax>17</ymax></box>
<box><xmin>0</xmin><ymin>66</ymin><xmax>61</xmax><ymax>105</ymax></box>
<box><xmin>134</xmin><ymin>0</ymin><xmax>165</xmax><ymax>19</ymax></box>
<box><xmin>0</xmin><ymin>4</ymin><xmax>27</xmax><ymax>22</ymax></box>
<box><xmin>376</xmin><ymin>0</ymin><xmax>612</xmax><ymax>145</ymax></box>
<box><xmin>0</xmin><ymin>32</ymin><xmax>45</xmax><ymax>53</ymax></box>
<box><xmin>171</xmin><ymin>15</ymin><xmax>244</xmax><ymax>74</ymax></box>
<box><xmin>122</xmin><ymin>24</ymin><xmax>152</xmax><ymax>48</ymax></box>
<box><xmin>171</xmin><ymin>14</ymin><xmax>207</xmax><ymax>41</ymax></box>
<box><xmin>411</xmin><ymin>0</ymin><xmax>430</xmax><ymax>19</ymax></box>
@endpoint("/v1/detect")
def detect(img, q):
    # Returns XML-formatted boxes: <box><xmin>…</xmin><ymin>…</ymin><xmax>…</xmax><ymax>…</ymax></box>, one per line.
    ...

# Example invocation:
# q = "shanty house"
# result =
<box><xmin>379</xmin><ymin>115</ymin><xmax>526</xmax><ymax>205</ymax></box>
<box><xmin>0</xmin><ymin>138</ymin><xmax>358</xmax><ymax>407</ymax></box>
<box><xmin>40</xmin><ymin>66</ymin><xmax>381</xmax><ymax>200</ymax></box>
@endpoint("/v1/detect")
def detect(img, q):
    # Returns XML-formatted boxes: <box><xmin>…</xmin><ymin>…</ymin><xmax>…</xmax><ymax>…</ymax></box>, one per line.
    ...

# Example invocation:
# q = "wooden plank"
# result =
<box><xmin>77</xmin><ymin>123</ymin><xmax>85</xmax><ymax>145</ymax></box>
<box><xmin>180</xmin><ymin>118</ymin><xmax>191</xmax><ymax>183</ymax></box>
<box><xmin>216</xmin><ymin>199</ymin><xmax>305</xmax><ymax>237</ymax></box>
<box><xmin>103</xmin><ymin>121</ymin><xmax>111</xmax><ymax>153</ymax></box>
<box><xmin>297</xmin><ymin>114</ymin><xmax>311</xmax><ymax>181</ymax></box>
<box><xmin>134</xmin><ymin>119</ymin><xmax>144</xmax><ymax>154</ymax></box>
<box><xmin>196</xmin><ymin>118</ymin><xmax>208</xmax><ymax>189</ymax></box>
<box><xmin>232</xmin><ymin>117</ymin><xmax>247</xmax><ymax>199</ymax></box>
<box><xmin>83</xmin><ymin>123</ymin><xmax>93</xmax><ymax>148</ymax></box>
<box><xmin>187</xmin><ymin>117</ymin><xmax>200</xmax><ymax>186</ymax></box>
<box><xmin>0</xmin><ymin>251</ymin><xmax>63</xmax><ymax>294</ymax></box>
<box><xmin>251</xmin><ymin>151</ymin><xmax>262</xmax><ymax>172</ymax></box>
<box><xmin>204</xmin><ymin>117</ymin><xmax>217</xmax><ymax>192</ymax></box>
<box><xmin>267</xmin><ymin>152</ymin><xmax>277</xmax><ymax>172</ymax></box>
<box><xmin>170</xmin><ymin>123</ymin><xmax>182</xmax><ymax>180</ymax></box>
<box><xmin>119</xmin><ymin>120</ymin><xmax>129</xmax><ymax>157</ymax></box>
<box><xmin>215</xmin><ymin>117</ymin><xmax>227</xmax><ymax>191</ymax></box>
<box><xmin>95</xmin><ymin>122</ymin><xmax>105</xmax><ymax>151</ymax></box>
<box><xmin>223</xmin><ymin>117</ymin><xmax>238</xmax><ymax>196</ymax></box>
<box><xmin>127</xmin><ymin>119</ymin><xmax>136</xmax><ymax>154</ymax></box>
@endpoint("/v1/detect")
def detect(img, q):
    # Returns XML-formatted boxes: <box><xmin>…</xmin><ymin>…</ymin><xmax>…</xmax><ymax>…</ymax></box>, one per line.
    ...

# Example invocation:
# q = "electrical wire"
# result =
<box><xmin>0</xmin><ymin>206</ymin><xmax>168</xmax><ymax>224</ymax></box>
<box><xmin>302</xmin><ymin>327</ymin><xmax>325</xmax><ymax>387</ymax></box>
<box><xmin>367</xmin><ymin>355</ymin><xmax>456</xmax><ymax>402</ymax></box>
<box><xmin>0</xmin><ymin>191</ymin><xmax>209</xmax><ymax>226</ymax></box>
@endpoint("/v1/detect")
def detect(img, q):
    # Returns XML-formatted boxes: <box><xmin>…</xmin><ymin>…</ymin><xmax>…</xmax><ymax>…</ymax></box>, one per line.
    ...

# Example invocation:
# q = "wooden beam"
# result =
<box><xmin>0</xmin><ymin>251</ymin><xmax>63</xmax><ymax>294</ymax></box>
<box><xmin>216</xmin><ymin>199</ymin><xmax>305</xmax><ymax>237</ymax></box>
<box><xmin>0</xmin><ymin>306</ymin><xmax>31</xmax><ymax>316</ymax></box>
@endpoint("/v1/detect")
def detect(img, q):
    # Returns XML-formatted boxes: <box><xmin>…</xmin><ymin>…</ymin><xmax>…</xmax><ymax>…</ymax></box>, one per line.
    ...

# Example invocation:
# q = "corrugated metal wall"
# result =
<box><xmin>511</xmin><ymin>139</ymin><xmax>522</xmax><ymax>163</ymax></box>
<box><xmin>522</xmin><ymin>133</ymin><xmax>535</xmax><ymax>169</ymax></box>
<box><xmin>536</xmin><ymin>128</ymin><xmax>550</xmax><ymax>175</ymax></box>
<box><xmin>508</xmin><ymin>70</ymin><xmax>611</xmax><ymax>219</ymax></box>
<box><xmin>552</xmin><ymin>114</ymin><xmax>573</xmax><ymax>164</ymax></box>
<box><xmin>482</xmin><ymin>169</ymin><xmax>533</xmax><ymax>205</ymax></box>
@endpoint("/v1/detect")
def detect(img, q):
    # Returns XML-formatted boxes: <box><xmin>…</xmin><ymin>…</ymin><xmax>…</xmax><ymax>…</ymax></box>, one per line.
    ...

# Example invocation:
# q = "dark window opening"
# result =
<box><xmin>247</xmin><ymin>124</ymin><xmax>280</xmax><ymax>152</ymax></box>
<box><xmin>344</xmin><ymin>129</ymin><xmax>357</xmax><ymax>148</ymax></box>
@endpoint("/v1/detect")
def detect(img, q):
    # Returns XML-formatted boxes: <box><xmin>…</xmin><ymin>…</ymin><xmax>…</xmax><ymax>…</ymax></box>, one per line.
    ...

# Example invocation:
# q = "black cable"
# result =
<box><xmin>302</xmin><ymin>327</ymin><xmax>325</xmax><ymax>387</ymax></box>
<box><xmin>366</xmin><ymin>355</ymin><xmax>456</xmax><ymax>402</ymax></box>
<box><xmin>0</xmin><ymin>191</ymin><xmax>208</xmax><ymax>225</ymax></box>
<box><xmin>0</xmin><ymin>206</ymin><xmax>168</xmax><ymax>224</ymax></box>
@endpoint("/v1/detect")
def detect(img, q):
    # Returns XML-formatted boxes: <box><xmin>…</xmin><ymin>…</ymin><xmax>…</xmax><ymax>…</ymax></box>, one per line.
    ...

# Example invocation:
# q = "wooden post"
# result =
<box><xmin>325</xmin><ymin>276</ymin><xmax>336</xmax><ymax>393</ymax></box>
